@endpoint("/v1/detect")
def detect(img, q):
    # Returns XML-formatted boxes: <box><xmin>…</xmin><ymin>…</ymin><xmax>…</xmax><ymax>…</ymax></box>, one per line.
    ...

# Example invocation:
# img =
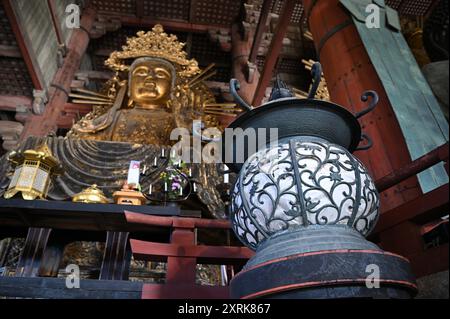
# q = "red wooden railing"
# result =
<box><xmin>124</xmin><ymin>212</ymin><xmax>254</xmax><ymax>299</ymax></box>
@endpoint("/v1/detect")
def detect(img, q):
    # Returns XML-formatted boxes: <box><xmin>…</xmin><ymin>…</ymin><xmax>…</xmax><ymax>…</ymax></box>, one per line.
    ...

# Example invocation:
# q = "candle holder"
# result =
<box><xmin>225</xmin><ymin>63</ymin><xmax>417</xmax><ymax>299</ymax></box>
<box><xmin>143</xmin><ymin>155</ymin><xmax>198</xmax><ymax>204</ymax></box>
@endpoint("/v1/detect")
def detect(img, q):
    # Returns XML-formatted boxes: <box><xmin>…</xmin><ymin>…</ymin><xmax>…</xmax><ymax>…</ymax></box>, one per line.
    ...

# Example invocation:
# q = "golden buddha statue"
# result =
<box><xmin>68</xmin><ymin>24</ymin><xmax>237</xmax><ymax>145</ymax></box>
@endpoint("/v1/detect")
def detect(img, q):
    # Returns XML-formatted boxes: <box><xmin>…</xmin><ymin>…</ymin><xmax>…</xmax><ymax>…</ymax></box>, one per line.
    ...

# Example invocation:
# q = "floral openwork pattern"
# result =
<box><xmin>231</xmin><ymin>140</ymin><xmax>380</xmax><ymax>250</ymax></box>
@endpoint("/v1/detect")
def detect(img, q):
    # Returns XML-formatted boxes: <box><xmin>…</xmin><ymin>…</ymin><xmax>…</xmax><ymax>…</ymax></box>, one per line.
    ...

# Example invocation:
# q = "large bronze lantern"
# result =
<box><xmin>4</xmin><ymin>143</ymin><xmax>63</xmax><ymax>200</ymax></box>
<box><xmin>225</xmin><ymin>63</ymin><xmax>417</xmax><ymax>299</ymax></box>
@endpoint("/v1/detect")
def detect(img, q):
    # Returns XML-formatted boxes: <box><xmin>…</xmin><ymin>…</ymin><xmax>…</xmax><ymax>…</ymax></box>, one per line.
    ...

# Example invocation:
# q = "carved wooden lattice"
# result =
<box><xmin>143</xmin><ymin>0</ymin><xmax>190</xmax><ymax>20</ymax></box>
<box><xmin>192</xmin><ymin>0</ymin><xmax>242</xmax><ymax>26</ymax></box>
<box><xmin>0</xmin><ymin>58</ymin><xmax>33</xmax><ymax>97</ymax></box>
<box><xmin>90</xmin><ymin>27</ymin><xmax>144</xmax><ymax>52</ymax></box>
<box><xmin>0</xmin><ymin>2</ymin><xmax>16</xmax><ymax>47</ymax></box>
<box><xmin>400</xmin><ymin>0</ymin><xmax>434</xmax><ymax>16</ymax></box>
<box><xmin>270</xmin><ymin>0</ymin><xmax>304</xmax><ymax>23</ymax></box>
<box><xmin>277</xmin><ymin>57</ymin><xmax>302</xmax><ymax>73</ymax></box>
<box><xmin>92</xmin><ymin>0</ymin><xmax>136</xmax><ymax>14</ymax></box>
<box><xmin>385</xmin><ymin>0</ymin><xmax>403</xmax><ymax>10</ymax></box>
<box><xmin>386</xmin><ymin>0</ymin><xmax>436</xmax><ymax>16</ymax></box>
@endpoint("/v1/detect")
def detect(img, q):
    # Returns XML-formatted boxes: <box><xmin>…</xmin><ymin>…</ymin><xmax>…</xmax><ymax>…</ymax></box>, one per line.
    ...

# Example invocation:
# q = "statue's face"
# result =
<box><xmin>130</xmin><ymin>60</ymin><xmax>173</xmax><ymax>106</ymax></box>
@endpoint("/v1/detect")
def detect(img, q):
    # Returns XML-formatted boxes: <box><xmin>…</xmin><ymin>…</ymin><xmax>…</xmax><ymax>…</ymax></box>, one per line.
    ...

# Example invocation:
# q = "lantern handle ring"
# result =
<box><xmin>355</xmin><ymin>133</ymin><xmax>373</xmax><ymax>151</ymax></box>
<box><xmin>355</xmin><ymin>90</ymin><xmax>379</xmax><ymax>119</ymax></box>
<box><xmin>230</xmin><ymin>79</ymin><xmax>253</xmax><ymax>112</ymax></box>
<box><xmin>308</xmin><ymin>62</ymin><xmax>323</xmax><ymax>99</ymax></box>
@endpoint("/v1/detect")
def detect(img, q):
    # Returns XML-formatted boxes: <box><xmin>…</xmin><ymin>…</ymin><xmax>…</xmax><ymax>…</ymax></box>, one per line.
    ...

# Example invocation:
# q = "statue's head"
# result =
<box><xmin>128</xmin><ymin>57</ymin><xmax>176</xmax><ymax>108</ymax></box>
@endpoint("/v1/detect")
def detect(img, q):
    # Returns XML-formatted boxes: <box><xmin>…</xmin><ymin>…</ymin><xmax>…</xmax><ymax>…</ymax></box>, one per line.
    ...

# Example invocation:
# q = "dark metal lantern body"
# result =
<box><xmin>225</xmin><ymin>64</ymin><xmax>417</xmax><ymax>299</ymax></box>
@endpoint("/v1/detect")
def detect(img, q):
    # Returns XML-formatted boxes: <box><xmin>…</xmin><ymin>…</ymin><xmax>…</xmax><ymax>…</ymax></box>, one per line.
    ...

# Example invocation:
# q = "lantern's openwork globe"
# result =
<box><xmin>231</xmin><ymin>139</ymin><xmax>380</xmax><ymax>251</ymax></box>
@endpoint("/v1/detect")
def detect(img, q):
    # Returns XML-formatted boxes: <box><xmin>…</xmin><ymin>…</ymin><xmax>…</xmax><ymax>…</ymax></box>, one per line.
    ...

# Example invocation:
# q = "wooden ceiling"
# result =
<box><xmin>92</xmin><ymin>0</ymin><xmax>243</xmax><ymax>27</ymax></box>
<box><xmin>0</xmin><ymin>0</ymin><xmax>441</xmax><ymax>101</ymax></box>
<box><xmin>0</xmin><ymin>1</ymin><xmax>33</xmax><ymax>97</ymax></box>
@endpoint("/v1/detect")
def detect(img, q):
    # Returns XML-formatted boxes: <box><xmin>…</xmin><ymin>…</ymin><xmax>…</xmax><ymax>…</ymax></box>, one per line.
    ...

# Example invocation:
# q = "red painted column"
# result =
<box><xmin>20</xmin><ymin>6</ymin><xmax>97</xmax><ymax>139</ymax></box>
<box><xmin>303</xmin><ymin>0</ymin><xmax>422</xmax><ymax>212</ymax></box>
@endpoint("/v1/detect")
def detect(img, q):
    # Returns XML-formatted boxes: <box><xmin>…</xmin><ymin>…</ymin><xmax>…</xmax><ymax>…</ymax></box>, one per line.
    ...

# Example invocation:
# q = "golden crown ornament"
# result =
<box><xmin>105</xmin><ymin>24</ymin><xmax>200</xmax><ymax>78</ymax></box>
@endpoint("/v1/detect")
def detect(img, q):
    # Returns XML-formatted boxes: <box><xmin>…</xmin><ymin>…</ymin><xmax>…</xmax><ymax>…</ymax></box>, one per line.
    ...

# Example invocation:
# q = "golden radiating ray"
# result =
<box><xmin>190</xmin><ymin>70</ymin><xmax>217</xmax><ymax>88</ymax></box>
<box><xmin>69</xmin><ymin>93</ymin><xmax>115</xmax><ymax>103</ymax></box>
<box><xmin>204</xmin><ymin>103</ymin><xmax>237</xmax><ymax>108</ymax></box>
<box><xmin>188</xmin><ymin>63</ymin><xmax>215</xmax><ymax>86</ymax></box>
<box><xmin>73</xmin><ymin>88</ymin><xmax>112</xmax><ymax>99</ymax></box>
<box><xmin>204</xmin><ymin>110</ymin><xmax>238</xmax><ymax>117</ymax></box>
<box><xmin>204</xmin><ymin>107</ymin><xmax>241</xmax><ymax>112</ymax></box>
<box><xmin>72</xmin><ymin>99</ymin><xmax>114</xmax><ymax>105</ymax></box>
<box><xmin>292</xmin><ymin>87</ymin><xmax>308</xmax><ymax>95</ymax></box>
<box><xmin>294</xmin><ymin>93</ymin><xmax>308</xmax><ymax>99</ymax></box>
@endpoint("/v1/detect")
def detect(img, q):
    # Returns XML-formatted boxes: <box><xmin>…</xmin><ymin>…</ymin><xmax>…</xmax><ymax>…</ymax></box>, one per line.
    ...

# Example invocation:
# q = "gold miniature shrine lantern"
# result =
<box><xmin>4</xmin><ymin>143</ymin><xmax>63</xmax><ymax>200</ymax></box>
<box><xmin>72</xmin><ymin>184</ymin><xmax>110</xmax><ymax>204</ymax></box>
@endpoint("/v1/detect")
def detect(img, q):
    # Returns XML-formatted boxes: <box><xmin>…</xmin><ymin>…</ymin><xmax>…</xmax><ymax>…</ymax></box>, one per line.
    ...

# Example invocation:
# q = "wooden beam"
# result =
<box><xmin>0</xmin><ymin>95</ymin><xmax>32</xmax><ymax>112</ymax></box>
<box><xmin>131</xmin><ymin>239</ymin><xmax>254</xmax><ymax>265</ymax></box>
<box><xmin>0</xmin><ymin>44</ymin><xmax>21</xmax><ymax>58</ymax></box>
<box><xmin>2</xmin><ymin>0</ymin><xmax>45</xmax><ymax>90</ymax></box>
<box><xmin>117</xmin><ymin>15</ymin><xmax>230</xmax><ymax>34</ymax></box>
<box><xmin>372</xmin><ymin>183</ymin><xmax>449</xmax><ymax>235</ymax></box>
<box><xmin>252</xmin><ymin>0</ymin><xmax>298</xmax><ymax>106</ymax></box>
<box><xmin>0</xmin><ymin>198</ymin><xmax>181</xmax><ymax>232</ymax></box>
<box><xmin>0</xmin><ymin>277</ymin><xmax>143</xmax><ymax>299</ymax></box>
<box><xmin>375</xmin><ymin>143</ymin><xmax>449</xmax><ymax>192</ymax></box>
<box><xmin>125</xmin><ymin>211</ymin><xmax>231</xmax><ymax>229</ymax></box>
<box><xmin>47</xmin><ymin>0</ymin><xmax>64</xmax><ymax>45</ymax></box>
<box><xmin>249</xmin><ymin>0</ymin><xmax>272</xmax><ymax>64</ymax></box>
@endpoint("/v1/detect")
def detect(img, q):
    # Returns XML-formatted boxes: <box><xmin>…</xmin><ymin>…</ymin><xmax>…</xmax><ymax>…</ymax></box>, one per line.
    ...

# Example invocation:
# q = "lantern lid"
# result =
<box><xmin>72</xmin><ymin>184</ymin><xmax>110</xmax><ymax>204</ymax></box>
<box><xmin>223</xmin><ymin>97</ymin><xmax>362</xmax><ymax>172</ymax></box>
<box><xmin>8</xmin><ymin>143</ymin><xmax>63</xmax><ymax>174</ymax></box>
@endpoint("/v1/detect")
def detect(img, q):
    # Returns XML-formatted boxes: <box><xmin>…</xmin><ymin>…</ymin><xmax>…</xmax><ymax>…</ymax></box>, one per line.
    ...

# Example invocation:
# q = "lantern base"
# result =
<box><xmin>230</xmin><ymin>227</ymin><xmax>417</xmax><ymax>299</ymax></box>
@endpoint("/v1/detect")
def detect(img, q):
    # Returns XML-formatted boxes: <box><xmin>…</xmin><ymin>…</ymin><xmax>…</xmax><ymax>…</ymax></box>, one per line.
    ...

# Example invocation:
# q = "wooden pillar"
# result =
<box><xmin>252</xmin><ymin>0</ymin><xmax>298</xmax><ymax>106</ymax></box>
<box><xmin>15</xmin><ymin>228</ymin><xmax>51</xmax><ymax>277</ymax></box>
<box><xmin>20</xmin><ymin>6</ymin><xmax>97</xmax><ymax>139</ymax></box>
<box><xmin>47</xmin><ymin>0</ymin><xmax>64</xmax><ymax>46</ymax></box>
<box><xmin>248</xmin><ymin>0</ymin><xmax>272</xmax><ymax>64</ymax></box>
<box><xmin>302</xmin><ymin>0</ymin><xmax>422</xmax><ymax>212</ymax></box>
<box><xmin>165</xmin><ymin>219</ymin><xmax>197</xmax><ymax>285</ymax></box>
<box><xmin>100</xmin><ymin>231</ymin><xmax>131</xmax><ymax>280</ymax></box>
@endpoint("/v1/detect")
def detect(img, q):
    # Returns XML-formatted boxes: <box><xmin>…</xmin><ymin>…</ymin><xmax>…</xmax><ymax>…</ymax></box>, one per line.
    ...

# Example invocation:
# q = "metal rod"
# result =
<box><xmin>71</xmin><ymin>100</ymin><xmax>113</xmax><ymax>105</ymax></box>
<box><xmin>204</xmin><ymin>103</ymin><xmax>238</xmax><ymax>108</ymax></box>
<box><xmin>375</xmin><ymin>143</ymin><xmax>449</xmax><ymax>192</ymax></box>
<box><xmin>190</xmin><ymin>70</ymin><xmax>217</xmax><ymax>88</ymax></box>
<box><xmin>73</xmin><ymin>88</ymin><xmax>111</xmax><ymax>99</ymax></box>
<box><xmin>204</xmin><ymin>107</ymin><xmax>241</xmax><ymax>112</ymax></box>
<box><xmin>252</xmin><ymin>0</ymin><xmax>298</xmax><ymax>106</ymax></box>
<box><xmin>69</xmin><ymin>93</ymin><xmax>113</xmax><ymax>102</ymax></box>
<box><xmin>249</xmin><ymin>0</ymin><xmax>272</xmax><ymax>64</ymax></box>
<box><xmin>188</xmin><ymin>63</ymin><xmax>216</xmax><ymax>86</ymax></box>
<box><xmin>204</xmin><ymin>111</ymin><xmax>238</xmax><ymax>117</ymax></box>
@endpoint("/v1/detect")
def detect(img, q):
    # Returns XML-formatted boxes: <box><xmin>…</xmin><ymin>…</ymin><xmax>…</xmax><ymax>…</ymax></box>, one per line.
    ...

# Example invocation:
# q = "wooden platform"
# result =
<box><xmin>0</xmin><ymin>198</ymin><xmax>200</xmax><ymax>233</ymax></box>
